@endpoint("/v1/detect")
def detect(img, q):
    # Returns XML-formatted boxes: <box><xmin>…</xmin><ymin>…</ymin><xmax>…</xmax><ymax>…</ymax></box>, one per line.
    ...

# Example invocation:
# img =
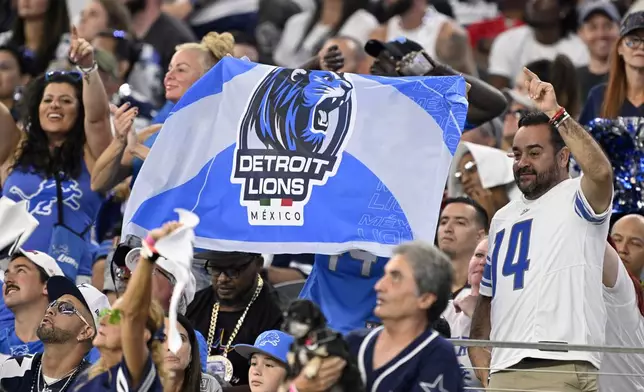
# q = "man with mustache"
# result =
<box><xmin>469</xmin><ymin>67</ymin><xmax>613</xmax><ymax>391</ymax></box>
<box><xmin>0</xmin><ymin>250</ymin><xmax>64</xmax><ymax>361</ymax></box>
<box><xmin>0</xmin><ymin>277</ymin><xmax>110</xmax><ymax>392</ymax></box>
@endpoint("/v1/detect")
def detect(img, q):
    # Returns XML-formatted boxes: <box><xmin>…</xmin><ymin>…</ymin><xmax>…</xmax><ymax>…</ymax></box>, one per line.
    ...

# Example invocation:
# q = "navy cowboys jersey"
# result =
<box><xmin>70</xmin><ymin>354</ymin><xmax>162</xmax><ymax>392</ymax></box>
<box><xmin>0</xmin><ymin>352</ymin><xmax>89</xmax><ymax>392</ymax></box>
<box><xmin>347</xmin><ymin>326</ymin><xmax>465</xmax><ymax>392</ymax></box>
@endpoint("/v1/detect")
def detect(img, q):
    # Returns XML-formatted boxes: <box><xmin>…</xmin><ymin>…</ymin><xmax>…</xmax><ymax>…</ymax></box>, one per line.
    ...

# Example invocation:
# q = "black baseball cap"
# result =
<box><xmin>578</xmin><ymin>1</ymin><xmax>620</xmax><ymax>25</ymax></box>
<box><xmin>365</xmin><ymin>37</ymin><xmax>424</xmax><ymax>60</ymax></box>
<box><xmin>621</xmin><ymin>11</ymin><xmax>644</xmax><ymax>37</ymax></box>
<box><xmin>194</xmin><ymin>250</ymin><xmax>262</xmax><ymax>269</ymax></box>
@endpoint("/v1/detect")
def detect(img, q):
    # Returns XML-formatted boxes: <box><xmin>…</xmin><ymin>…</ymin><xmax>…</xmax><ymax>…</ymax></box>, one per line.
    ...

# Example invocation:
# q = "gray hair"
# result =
<box><xmin>392</xmin><ymin>240</ymin><xmax>453</xmax><ymax>321</ymax></box>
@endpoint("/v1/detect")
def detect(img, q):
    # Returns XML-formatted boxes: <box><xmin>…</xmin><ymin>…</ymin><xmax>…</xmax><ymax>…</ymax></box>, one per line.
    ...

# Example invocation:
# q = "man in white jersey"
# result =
<box><xmin>600</xmin><ymin>239</ymin><xmax>644</xmax><ymax>391</ymax></box>
<box><xmin>469</xmin><ymin>67</ymin><xmax>613</xmax><ymax>391</ymax></box>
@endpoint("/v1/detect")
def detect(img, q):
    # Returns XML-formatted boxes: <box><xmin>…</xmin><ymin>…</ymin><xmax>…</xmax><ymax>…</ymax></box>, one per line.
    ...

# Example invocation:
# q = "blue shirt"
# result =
<box><xmin>299</xmin><ymin>252</ymin><xmax>386</xmax><ymax>335</ymax></box>
<box><xmin>579</xmin><ymin>83</ymin><xmax>644</xmax><ymax>125</ymax></box>
<box><xmin>2</xmin><ymin>161</ymin><xmax>104</xmax><ymax>278</ymax></box>
<box><xmin>346</xmin><ymin>327</ymin><xmax>465</xmax><ymax>392</ymax></box>
<box><xmin>71</xmin><ymin>353</ymin><xmax>162</xmax><ymax>392</ymax></box>
<box><xmin>0</xmin><ymin>326</ymin><xmax>43</xmax><ymax>358</ymax></box>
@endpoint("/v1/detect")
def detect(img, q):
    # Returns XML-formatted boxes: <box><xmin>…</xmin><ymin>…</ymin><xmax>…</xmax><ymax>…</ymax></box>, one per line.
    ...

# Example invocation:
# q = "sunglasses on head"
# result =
<box><xmin>45</xmin><ymin>70</ymin><xmax>82</xmax><ymax>83</ymax></box>
<box><xmin>48</xmin><ymin>300</ymin><xmax>91</xmax><ymax>328</ymax></box>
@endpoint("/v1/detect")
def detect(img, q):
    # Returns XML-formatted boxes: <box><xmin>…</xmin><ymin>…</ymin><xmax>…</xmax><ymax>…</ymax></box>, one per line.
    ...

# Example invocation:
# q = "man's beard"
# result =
<box><xmin>37</xmin><ymin>325</ymin><xmax>75</xmax><ymax>344</ymax></box>
<box><xmin>125</xmin><ymin>0</ymin><xmax>146</xmax><ymax>15</ymax></box>
<box><xmin>514</xmin><ymin>164</ymin><xmax>559</xmax><ymax>199</ymax></box>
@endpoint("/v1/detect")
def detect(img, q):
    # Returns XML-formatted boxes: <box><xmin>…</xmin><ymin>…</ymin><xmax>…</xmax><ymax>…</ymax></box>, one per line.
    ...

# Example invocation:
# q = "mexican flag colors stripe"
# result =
<box><xmin>260</xmin><ymin>198</ymin><xmax>293</xmax><ymax>207</ymax></box>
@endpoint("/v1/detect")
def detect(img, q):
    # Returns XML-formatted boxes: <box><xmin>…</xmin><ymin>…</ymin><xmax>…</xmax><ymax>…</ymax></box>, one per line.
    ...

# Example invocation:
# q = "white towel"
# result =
<box><xmin>0</xmin><ymin>197</ymin><xmax>39</xmax><ymax>257</ymax></box>
<box><xmin>155</xmin><ymin>208</ymin><xmax>200</xmax><ymax>354</ymax></box>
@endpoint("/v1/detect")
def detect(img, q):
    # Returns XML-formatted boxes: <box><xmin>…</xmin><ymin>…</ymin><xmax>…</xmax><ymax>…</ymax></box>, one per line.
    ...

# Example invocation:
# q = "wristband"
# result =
<box><xmin>548</xmin><ymin>107</ymin><xmax>565</xmax><ymax>124</ymax></box>
<box><xmin>551</xmin><ymin>110</ymin><xmax>570</xmax><ymax>129</ymax></box>
<box><xmin>144</xmin><ymin>235</ymin><xmax>156</xmax><ymax>247</ymax></box>
<box><xmin>141</xmin><ymin>236</ymin><xmax>159</xmax><ymax>262</ymax></box>
<box><xmin>289</xmin><ymin>384</ymin><xmax>299</xmax><ymax>392</ymax></box>
<box><xmin>76</xmin><ymin>61</ymin><xmax>98</xmax><ymax>75</ymax></box>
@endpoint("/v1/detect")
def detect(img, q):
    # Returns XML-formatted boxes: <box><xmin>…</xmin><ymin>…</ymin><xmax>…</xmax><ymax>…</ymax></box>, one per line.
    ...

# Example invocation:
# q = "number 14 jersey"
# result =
<box><xmin>480</xmin><ymin>177</ymin><xmax>610</xmax><ymax>372</ymax></box>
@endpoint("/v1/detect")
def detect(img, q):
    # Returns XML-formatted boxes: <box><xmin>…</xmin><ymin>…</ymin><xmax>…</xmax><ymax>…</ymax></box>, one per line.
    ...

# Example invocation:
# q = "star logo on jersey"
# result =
<box><xmin>419</xmin><ymin>375</ymin><xmax>448</xmax><ymax>392</ymax></box>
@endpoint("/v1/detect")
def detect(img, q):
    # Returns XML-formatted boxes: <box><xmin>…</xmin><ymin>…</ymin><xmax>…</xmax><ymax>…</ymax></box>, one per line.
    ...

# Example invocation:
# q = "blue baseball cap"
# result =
<box><xmin>234</xmin><ymin>330</ymin><xmax>294</xmax><ymax>365</ymax></box>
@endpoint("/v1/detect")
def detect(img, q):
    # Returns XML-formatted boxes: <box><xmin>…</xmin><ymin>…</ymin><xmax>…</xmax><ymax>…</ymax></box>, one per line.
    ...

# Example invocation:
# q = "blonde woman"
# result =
<box><xmin>90</xmin><ymin>32</ymin><xmax>235</xmax><ymax>193</ymax></box>
<box><xmin>71</xmin><ymin>222</ymin><xmax>182</xmax><ymax>391</ymax></box>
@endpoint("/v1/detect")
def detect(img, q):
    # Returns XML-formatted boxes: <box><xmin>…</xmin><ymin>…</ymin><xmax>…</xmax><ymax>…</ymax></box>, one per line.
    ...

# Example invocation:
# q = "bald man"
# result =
<box><xmin>611</xmin><ymin>214</ymin><xmax>644</xmax><ymax>279</ymax></box>
<box><xmin>318</xmin><ymin>36</ymin><xmax>368</xmax><ymax>74</ymax></box>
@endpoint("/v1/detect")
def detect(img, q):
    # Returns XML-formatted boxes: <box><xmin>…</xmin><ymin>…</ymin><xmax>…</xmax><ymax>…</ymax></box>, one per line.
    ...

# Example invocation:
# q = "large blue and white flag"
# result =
<box><xmin>123</xmin><ymin>57</ymin><xmax>467</xmax><ymax>257</ymax></box>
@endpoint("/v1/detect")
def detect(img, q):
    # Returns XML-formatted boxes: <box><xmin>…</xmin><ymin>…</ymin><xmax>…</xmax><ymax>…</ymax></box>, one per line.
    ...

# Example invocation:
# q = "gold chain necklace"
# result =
<box><xmin>207</xmin><ymin>275</ymin><xmax>264</xmax><ymax>356</ymax></box>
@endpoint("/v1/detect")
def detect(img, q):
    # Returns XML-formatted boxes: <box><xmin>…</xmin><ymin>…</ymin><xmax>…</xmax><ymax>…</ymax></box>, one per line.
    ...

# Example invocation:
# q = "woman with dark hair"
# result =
<box><xmin>579</xmin><ymin>11</ymin><xmax>644</xmax><ymax>125</ymax></box>
<box><xmin>0</xmin><ymin>0</ymin><xmax>70</xmax><ymax>76</ymax></box>
<box><xmin>0</xmin><ymin>27</ymin><xmax>112</xmax><ymax>283</ymax></box>
<box><xmin>163</xmin><ymin>314</ymin><xmax>222</xmax><ymax>392</ymax></box>
<box><xmin>273</xmin><ymin>0</ymin><xmax>378</xmax><ymax>68</ymax></box>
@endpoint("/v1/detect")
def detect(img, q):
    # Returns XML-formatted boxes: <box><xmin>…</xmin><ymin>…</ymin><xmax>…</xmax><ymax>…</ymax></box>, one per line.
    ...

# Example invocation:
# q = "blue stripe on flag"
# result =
<box><xmin>169</xmin><ymin>58</ymin><xmax>259</xmax><ymax>115</ymax></box>
<box><xmin>359</xmin><ymin>74</ymin><xmax>468</xmax><ymax>155</ymax></box>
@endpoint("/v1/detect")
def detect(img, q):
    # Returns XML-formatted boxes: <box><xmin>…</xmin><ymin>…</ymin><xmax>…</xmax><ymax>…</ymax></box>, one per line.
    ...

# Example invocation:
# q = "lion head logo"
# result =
<box><xmin>238</xmin><ymin>68</ymin><xmax>354</xmax><ymax>155</ymax></box>
<box><xmin>232</xmin><ymin>67</ymin><xmax>355</xmax><ymax>226</ymax></box>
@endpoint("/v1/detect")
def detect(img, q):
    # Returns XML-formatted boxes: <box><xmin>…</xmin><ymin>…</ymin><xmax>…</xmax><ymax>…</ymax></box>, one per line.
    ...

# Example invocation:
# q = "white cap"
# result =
<box><xmin>47</xmin><ymin>276</ymin><xmax>111</xmax><ymax>329</ymax></box>
<box><xmin>16</xmin><ymin>249</ymin><xmax>64</xmax><ymax>278</ymax></box>
<box><xmin>124</xmin><ymin>248</ymin><xmax>197</xmax><ymax>305</ymax></box>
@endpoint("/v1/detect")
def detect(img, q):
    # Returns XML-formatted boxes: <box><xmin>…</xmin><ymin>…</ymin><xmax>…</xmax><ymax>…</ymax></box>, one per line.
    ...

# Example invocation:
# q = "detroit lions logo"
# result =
<box><xmin>232</xmin><ymin>67</ymin><xmax>355</xmax><ymax>226</ymax></box>
<box><xmin>258</xmin><ymin>331</ymin><xmax>281</xmax><ymax>347</ymax></box>
<box><xmin>8</xmin><ymin>177</ymin><xmax>83</xmax><ymax>216</ymax></box>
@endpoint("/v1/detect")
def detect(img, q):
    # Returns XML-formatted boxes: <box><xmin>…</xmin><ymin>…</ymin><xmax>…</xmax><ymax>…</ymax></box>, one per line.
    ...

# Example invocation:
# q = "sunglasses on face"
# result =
<box><xmin>98</xmin><ymin>308</ymin><xmax>122</xmax><ymax>325</ymax></box>
<box><xmin>48</xmin><ymin>300</ymin><xmax>91</xmax><ymax>328</ymax></box>
<box><xmin>154</xmin><ymin>267</ymin><xmax>176</xmax><ymax>285</ymax></box>
<box><xmin>454</xmin><ymin>160</ymin><xmax>477</xmax><ymax>180</ymax></box>
<box><xmin>205</xmin><ymin>262</ymin><xmax>251</xmax><ymax>279</ymax></box>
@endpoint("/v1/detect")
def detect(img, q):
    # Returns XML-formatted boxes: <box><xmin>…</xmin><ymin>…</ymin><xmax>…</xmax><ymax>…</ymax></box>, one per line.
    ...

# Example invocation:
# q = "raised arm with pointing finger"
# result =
<box><xmin>521</xmin><ymin>67</ymin><xmax>613</xmax><ymax>213</ymax></box>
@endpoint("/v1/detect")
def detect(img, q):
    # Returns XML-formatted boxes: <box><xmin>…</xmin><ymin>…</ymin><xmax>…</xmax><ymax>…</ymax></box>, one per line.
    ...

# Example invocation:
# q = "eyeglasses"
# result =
<box><xmin>205</xmin><ymin>262</ymin><xmax>251</xmax><ymax>279</ymax></box>
<box><xmin>454</xmin><ymin>160</ymin><xmax>477</xmax><ymax>179</ymax></box>
<box><xmin>98</xmin><ymin>308</ymin><xmax>122</xmax><ymax>325</ymax></box>
<box><xmin>45</xmin><ymin>70</ymin><xmax>82</xmax><ymax>82</ymax></box>
<box><xmin>48</xmin><ymin>300</ymin><xmax>91</xmax><ymax>328</ymax></box>
<box><xmin>624</xmin><ymin>35</ymin><xmax>644</xmax><ymax>49</ymax></box>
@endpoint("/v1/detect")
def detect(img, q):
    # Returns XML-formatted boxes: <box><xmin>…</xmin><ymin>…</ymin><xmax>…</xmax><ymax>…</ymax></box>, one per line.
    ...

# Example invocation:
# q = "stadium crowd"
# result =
<box><xmin>0</xmin><ymin>0</ymin><xmax>643</xmax><ymax>391</ymax></box>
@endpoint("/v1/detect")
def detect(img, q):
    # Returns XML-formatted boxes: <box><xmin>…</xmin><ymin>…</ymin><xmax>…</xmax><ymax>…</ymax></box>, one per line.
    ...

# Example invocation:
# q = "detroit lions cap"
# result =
<box><xmin>578</xmin><ymin>1</ymin><xmax>620</xmax><ymax>25</ymax></box>
<box><xmin>47</xmin><ymin>276</ymin><xmax>111</xmax><ymax>330</ymax></box>
<box><xmin>13</xmin><ymin>249</ymin><xmax>64</xmax><ymax>278</ymax></box>
<box><xmin>365</xmin><ymin>37</ymin><xmax>425</xmax><ymax>60</ymax></box>
<box><xmin>234</xmin><ymin>330</ymin><xmax>294</xmax><ymax>365</ymax></box>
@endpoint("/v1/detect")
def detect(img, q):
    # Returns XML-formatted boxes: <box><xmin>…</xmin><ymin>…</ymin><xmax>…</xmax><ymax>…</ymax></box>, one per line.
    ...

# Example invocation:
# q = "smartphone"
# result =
<box><xmin>397</xmin><ymin>51</ymin><xmax>434</xmax><ymax>76</ymax></box>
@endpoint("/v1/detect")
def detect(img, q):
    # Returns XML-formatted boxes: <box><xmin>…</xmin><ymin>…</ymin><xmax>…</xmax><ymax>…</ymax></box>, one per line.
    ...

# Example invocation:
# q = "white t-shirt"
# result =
<box><xmin>273</xmin><ymin>9</ymin><xmax>378</xmax><ymax>68</ymax></box>
<box><xmin>599</xmin><ymin>262</ymin><xmax>644</xmax><ymax>392</ymax></box>
<box><xmin>480</xmin><ymin>177</ymin><xmax>610</xmax><ymax>372</ymax></box>
<box><xmin>442</xmin><ymin>288</ymin><xmax>484</xmax><ymax>391</ymax></box>
<box><xmin>385</xmin><ymin>6</ymin><xmax>449</xmax><ymax>59</ymax></box>
<box><xmin>487</xmin><ymin>25</ymin><xmax>589</xmax><ymax>83</ymax></box>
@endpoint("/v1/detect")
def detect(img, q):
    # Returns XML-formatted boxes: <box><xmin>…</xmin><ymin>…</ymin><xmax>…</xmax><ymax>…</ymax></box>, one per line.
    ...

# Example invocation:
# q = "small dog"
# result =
<box><xmin>279</xmin><ymin>300</ymin><xmax>364</xmax><ymax>392</ymax></box>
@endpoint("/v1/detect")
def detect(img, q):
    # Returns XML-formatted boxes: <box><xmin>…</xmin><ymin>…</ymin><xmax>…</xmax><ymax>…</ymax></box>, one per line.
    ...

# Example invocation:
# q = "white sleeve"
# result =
<box><xmin>338</xmin><ymin>10</ymin><xmax>379</xmax><ymax>45</ymax></box>
<box><xmin>604</xmin><ymin>263</ymin><xmax>641</xmax><ymax>329</ymax></box>
<box><xmin>573</xmin><ymin>176</ymin><xmax>612</xmax><ymax>225</ymax></box>
<box><xmin>487</xmin><ymin>29</ymin><xmax>519</xmax><ymax>80</ymax></box>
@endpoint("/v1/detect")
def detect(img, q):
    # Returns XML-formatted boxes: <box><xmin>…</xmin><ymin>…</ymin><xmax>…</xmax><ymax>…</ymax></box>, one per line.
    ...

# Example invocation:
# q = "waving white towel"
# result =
<box><xmin>0</xmin><ymin>197</ymin><xmax>39</xmax><ymax>257</ymax></box>
<box><xmin>155</xmin><ymin>209</ymin><xmax>200</xmax><ymax>354</ymax></box>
